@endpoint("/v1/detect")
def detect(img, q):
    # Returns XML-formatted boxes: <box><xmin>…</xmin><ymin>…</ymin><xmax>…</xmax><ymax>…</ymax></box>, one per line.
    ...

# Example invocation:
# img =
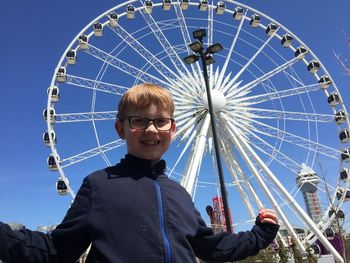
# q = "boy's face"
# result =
<box><xmin>115</xmin><ymin>104</ymin><xmax>176</xmax><ymax>161</ymax></box>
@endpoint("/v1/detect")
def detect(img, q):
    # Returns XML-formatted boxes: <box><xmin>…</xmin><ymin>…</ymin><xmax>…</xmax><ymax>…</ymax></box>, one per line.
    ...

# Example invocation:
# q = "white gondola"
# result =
<box><xmin>327</xmin><ymin>92</ymin><xmax>340</xmax><ymax>106</ymax></box>
<box><xmin>43</xmin><ymin>107</ymin><xmax>56</xmax><ymax>124</ymax></box>
<box><xmin>43</xmin><ymin>131</ymin><xmax>56</xmax><ymax>147</ymax></box>
<box><xmin>281</xmin><ymin>34</ymin><xmax>293</xmax><ymax>47</ymax></box>
<box><xmin>198</xmin><ymin>0</ymin><xmax>208</xmax><ymax>11</ymax></box>
<box><xmin>47</xmin><ymin>154</ymin><xmax>60</xmax><ymax>171</ymax></box>
<box><xmin>56</xmin><ymin>177</ymin><xmax>69</xmax><ymax>195</ymax></box>
<box><xmin>162</xmin><ymin>0</ymin><xmax>171</xmax><ymax>11</ymax></box>
<box><xmin>66</xmin><ymin>50</ymin><xmax>77</xmax><ymax>65</ymax></box>
<box><xmin>294</xmin><ymin>46</ymin><xmax>308</xmax><ymax>60</ymax></box>
<box><xmin>265</xmin><ymin>23</ymin><xmax>278</xmax><ymax>36</ymax></box>
<box><xmin>233</xmin><ymin>6</ymin><xmax>243</xmax><ymax>20</ymax></box>
<box><xmin>336</xmin><ymin>209</ymin><xmax>345</xmax><ymax>219</ymax></box>
<box><xmin>318</xmin><ymin>75</ymin><xmax>332</xmax><ymax>89</ymax></box>
<box><xmin>47</xmin><ymin>86</ymin><xmax>60</xmax><ymax>103</ymax></box>
<box><xmin>108</xmin><ymin>11</ymin><xmax>119</xmax><ymax>27</ymax></box>
<box><xmin>56</xmin><ymin>67</ymin><xmax>66</xmax><ymax>83</ymax></box>
<box><xmin>250</xmin><ymin>14</ymin><xmax>260</xmax><ymax>27</ymax></box>
<box><xmin>180</xmin><ymin>0</ymin><xmax>189</xmax><ymax>10</ymax></box>
<box><xmin>339</xmin><ymin>128</ymin><xmax>350</xmax><ymax>143</ymax></box>
<box><xmin>126</xmin><ymin>5</ymin><xmax>135</xmax><ymax>19</ymax></box>
<box><xmin>93</xmin><ymin>22</ymin><xmax>103</xmax><ymax>37</ymax></box>
<box><xmin>324</xmin><ymin>228</ymin><xmax>335</xmax><ymax>240</ymax></box>
<box><xmin>340</xmin><ymin>168</ymin><xmax>349</xmax><ymax>182</ymax></box>
<box><xmin>216</xmin><ymin>1</ymin><xmax>225</xmax><ymax>15</ymax></box>
<box><xmin>310</xmin><ymin>244</ymin><xmax>321</xmax><ymax>256</ymax></box>
<box><xmin>307</xmin><ymin>60</ymin><xmax>320</xmax><ymax>74</ymax></box>
<box><xmin>144</xmin><ymin>0</ymin><xmax>153</xmax><ymax>13</ymax></box>
<box><xmin>341</xmin><ymin>148</ymin><xmax>350</xmax><ymax>162</ymax></box>
<box><xmin>335</xmin><ymin>110</ymin><xmax>347</xmax><ymax>124</ymax></box>
<box><xmin>78</xmin><ymin>34</ymin><xmax>89</xmax><ymax>50</ymax></box>
<box><xmin>336</xmin><ymin>188</ymin><xmax>350</xmax><ymax>201</ymax></box>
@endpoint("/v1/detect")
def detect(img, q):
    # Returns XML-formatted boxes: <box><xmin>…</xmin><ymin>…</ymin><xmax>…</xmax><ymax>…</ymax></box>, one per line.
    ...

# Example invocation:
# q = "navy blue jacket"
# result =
<box><xmin>0</xmin><ymin>154</ymin><xmax>279</xmax><ymax>262</ymax></box>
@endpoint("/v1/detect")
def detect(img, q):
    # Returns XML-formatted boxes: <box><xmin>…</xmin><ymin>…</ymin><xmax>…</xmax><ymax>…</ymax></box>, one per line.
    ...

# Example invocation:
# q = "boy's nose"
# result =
<box><xmin>145</xmin><ymin>121</ymin><xmax>158</xmax><ymax>132</ymax></box>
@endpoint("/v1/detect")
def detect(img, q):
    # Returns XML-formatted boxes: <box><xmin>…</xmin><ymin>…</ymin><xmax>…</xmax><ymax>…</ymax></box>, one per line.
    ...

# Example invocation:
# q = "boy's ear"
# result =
<box><xmin>170</xmin><ymin>122</ymin><xmax>176</xmax><ymax>140</ymax></box>
<box><xmin>115</xmin><ymin>120</ymin><xmax>126</xmax><ymax>139</ymax></box>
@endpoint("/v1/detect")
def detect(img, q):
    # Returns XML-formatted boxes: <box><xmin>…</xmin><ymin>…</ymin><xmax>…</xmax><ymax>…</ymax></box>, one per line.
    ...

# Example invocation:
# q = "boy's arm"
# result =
<box><xmin>0</xmin><ymin>176</ymin><xmax>92</xmax><ymax>263</ymax></box>
<box><xmin>190</xmin><ymin>209</ymin><xmax>279</xmax><ymax>262</ymax></box>
<box><xmin>0</xmin><ymin>222</ymin><xmax>59</xmax><ymax>263</ymax></box>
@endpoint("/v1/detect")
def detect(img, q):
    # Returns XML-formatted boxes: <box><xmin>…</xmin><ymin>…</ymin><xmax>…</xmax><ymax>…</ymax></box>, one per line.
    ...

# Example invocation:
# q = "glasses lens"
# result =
<box><xmin>155</xmin><ymin>118</ymin><xmax>172</xmax><ymax>131</ymax></box>
<box><xmin>129</xmin><ymin>117</ymin><xmax>148</xmax><ymax>129</ymax></box>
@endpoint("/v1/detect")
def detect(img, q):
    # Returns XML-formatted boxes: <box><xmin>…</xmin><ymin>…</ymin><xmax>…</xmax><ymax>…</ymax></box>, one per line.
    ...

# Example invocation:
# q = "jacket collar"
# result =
<box><xmin>108</xmin><ymin>154</ymin><xmax>166</xmax><ymax>179</ymax></box>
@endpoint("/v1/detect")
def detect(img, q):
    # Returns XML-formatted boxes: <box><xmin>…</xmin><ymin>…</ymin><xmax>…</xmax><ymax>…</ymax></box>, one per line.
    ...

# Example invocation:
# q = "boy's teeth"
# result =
<box><xmin>143</xmin><ymin>140</ymin><xmax>158</xmax><ymax>145</ymax></box>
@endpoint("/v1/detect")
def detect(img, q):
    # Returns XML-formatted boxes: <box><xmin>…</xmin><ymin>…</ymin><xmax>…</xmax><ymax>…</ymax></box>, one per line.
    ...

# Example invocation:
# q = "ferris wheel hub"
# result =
<box><xmin>202</xmin><ymin>89</ymin><xmax>226</xmax><ymax>112</ymax></box>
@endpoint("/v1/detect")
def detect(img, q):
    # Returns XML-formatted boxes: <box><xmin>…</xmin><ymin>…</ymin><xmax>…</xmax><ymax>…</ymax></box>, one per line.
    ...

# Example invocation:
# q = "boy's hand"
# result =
<box><xmin>258</xmin><ymin>208</ymin><xmax>278</xmax><ymax>224</ymax></box>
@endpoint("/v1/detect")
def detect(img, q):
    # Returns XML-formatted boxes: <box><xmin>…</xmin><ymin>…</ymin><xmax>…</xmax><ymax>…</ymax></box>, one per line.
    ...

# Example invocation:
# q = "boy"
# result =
<box><xmin>0</xmin><ymin>83</ymin><xmax>279</xmax><ymax>262</ymax></box>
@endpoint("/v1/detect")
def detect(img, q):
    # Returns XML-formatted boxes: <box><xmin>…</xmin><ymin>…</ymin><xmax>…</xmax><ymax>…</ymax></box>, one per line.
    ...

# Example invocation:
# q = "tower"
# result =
<box><xmin>296</xmin><ymin>163</ymin><xmax>322</xmax><ymax>223</ymax></box>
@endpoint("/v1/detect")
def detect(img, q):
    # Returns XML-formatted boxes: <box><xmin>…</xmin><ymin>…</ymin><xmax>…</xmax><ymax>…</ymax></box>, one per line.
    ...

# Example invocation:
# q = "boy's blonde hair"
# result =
<box><xmin>117</xmin><ymin>83</ymin><xmax>175</xmax><ymax>119</ymax></box>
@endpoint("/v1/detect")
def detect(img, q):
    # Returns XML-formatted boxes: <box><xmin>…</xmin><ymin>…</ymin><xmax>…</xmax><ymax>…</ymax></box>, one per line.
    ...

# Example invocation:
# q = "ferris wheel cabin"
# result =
<box><xmin>324</xmin><ymin>227</ymin><xmax>336</xmax><ymax>240</ymax></box>
<box><xmin>198</xmin><ymin>0</ymin><xmax>208</xmax><ymax>11</ymax></box>
<box><xmin>162</xmin><ymin>0</ymin><xmax>171</xmax><ymax>11</ymax></box>
<box><xmin>233</xmin><ymin>6</ymin><xmax>243</xmax><ymax>20</ymax></box>
<box><xmin>340</xmin><ymin>168</ymin><xmax>350</xmax><ymax>182</ymax></box>
<box><xmin>318</xmin><ymin>75</ymin><xmax>332</xmax><ymax>89</ymax></box>
<box><xmin>307</xmin><ymin>60</ymin><xmax>320</xmax><ymax>74</ymax></box>
<box><xmin>66</xmin><ymin>50</ymin><xmax>77</xmax><ymax>65</ymax></box>
<box><xmin>336</xmin><ymin>188</ymin><xmax>350</xmax><ymax>201</ymax></box>
<box><xmin>144</xmin><ymin>1</ymin><xmax>153</xmax><ymax>13</ymax></box>
<box><xmin>281</xmin><ymin>34</ymin><xmax>293</xmax><ymax>47</ymax></box>
<box><xmin>250</xmin><ymin>14</ymin><xmax>260</xmax><ymax>27</ymax></box>
<box><xmin>47</xmin><ymin>86</ymin><xmax>60</xmax><ymax>103</ymax></box>
<box><xmin>93</xmin><ymin>22</ymin><xmax>103</xmax><ymax>37</ymax></box>
<box><xmin>335</xmin><ymin>110</ymin><xmax>347</xmax><ymax>124</ymax></box>
<box><xmin>43</xmin><ymin>107</ymin><xmax>56</xmax><ymax>124</ymax></box>
<box><xmin>56</xmin><ymin>67</ymin><xmax>66</xmax><ymax>83</ymax></box>
<box><xmin>47</xmin><ymin>154</ymin><xmax>60</xmax><ymax>171</ymax></box>
<box><xmin>341</xmin><ymin>148</ymin><xmax>350</xmax><ymax>162</ymax></box>
<box><xmin>327</xmin><ymin>92</ymin><xmax>340</xmax><ymax>106</ymax></box>
<box><xmin>108</xmin><ymin>11</ymin><xmax>119</xmax><ymax>27</ymax></box>
<box><xmin>216</xmin><ymin>1</ymin><xmax>225</xmax><ymax>15</ymax></box>
<box><xmin>78</xmin><ymin>34</ymin><xmax>89</xmax><ymax>50</ymax></box>
<box><xmin>294</xmin><ymin>46</ymin><xmax>308</xmax><ymax>60</ymax></box>
<box><xmin>265</xmin><ymin>23</ymin><xmax>278</xmax><ymax>36</ymax></box>
<box><xmin>126</xmin><ymin>5</ymin><xmax>135</xmax><ymax>19</ymax></box>
<box><xmin>339</xmin><ymin>128</ymin><xmax>350</xmax><ymax>143</ymax></box>
<box><xmin>180</xmin><ymin>0</ymin><xmax>189</xmax><ymax>10</ymax></box>
<box><xmin>43</xmin><ymin>131</ymin><xmax>56</xmax><ymax>147</ymax></box>
<box><xmin>56</xmin><ymin>177</ymin><xmax>69</xmax><ymax>195</ymax></box>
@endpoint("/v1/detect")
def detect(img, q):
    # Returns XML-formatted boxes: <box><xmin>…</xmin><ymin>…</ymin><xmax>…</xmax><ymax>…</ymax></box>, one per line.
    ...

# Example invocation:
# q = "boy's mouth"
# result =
<box><xmin>142</xmin><ymin>140</ymin><xmax>160</xmax><ymax>145</ymax></box>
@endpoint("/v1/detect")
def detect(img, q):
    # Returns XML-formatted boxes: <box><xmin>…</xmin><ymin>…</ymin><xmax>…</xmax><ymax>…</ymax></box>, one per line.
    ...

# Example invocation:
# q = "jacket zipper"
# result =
<box><xmin>154</xmin><ymin>180</ymin><xmax>172</xmax><ymax>263</ymax></box>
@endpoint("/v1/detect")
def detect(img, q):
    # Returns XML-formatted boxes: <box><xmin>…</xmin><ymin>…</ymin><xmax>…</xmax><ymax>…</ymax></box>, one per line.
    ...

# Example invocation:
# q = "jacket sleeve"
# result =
<box><xmin>50</xmin><ymin>176</ymin><xmax>92</xmax><ymax>262</ymax></box>
<box><xmin>0</xmin><ymin>176</ymin><xmax>92</xmax><ymax>263</ymax></box>
<box><xmin>0</xmin><ymin>222</ymin><xmax>59</xmax><ymax>262</ymax></box>
<box><xmin>190</xmin><ymin>216</ymin><xmax>279</xmax><ymax>262</ymax></box>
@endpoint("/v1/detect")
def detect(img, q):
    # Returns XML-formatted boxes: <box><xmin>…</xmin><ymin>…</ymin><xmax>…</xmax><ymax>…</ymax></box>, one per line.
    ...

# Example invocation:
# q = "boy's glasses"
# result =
<box><xmin>123</xmin><ymin>116</ymin><xmax>175</xmax><ymax>131</ymax></box>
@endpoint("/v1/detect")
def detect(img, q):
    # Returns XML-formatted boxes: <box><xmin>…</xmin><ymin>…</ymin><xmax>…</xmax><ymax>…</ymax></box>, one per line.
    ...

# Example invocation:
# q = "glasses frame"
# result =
<box><xmin>123</xmin><ymin>116</ymin><xmax>175</xmax><ymax>131</ymax></box>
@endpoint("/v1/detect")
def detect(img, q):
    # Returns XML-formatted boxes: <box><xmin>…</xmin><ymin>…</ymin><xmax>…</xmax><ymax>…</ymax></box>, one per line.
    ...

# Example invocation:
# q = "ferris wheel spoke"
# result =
<box><xmin>217</xmin><ymin>10</ymin><xmax>246</xmax><ymax>88</ymax></box>
<box><xmin>181</xmin><ymin>114</ymin><xmax>211</xmax><ymax>197</ymax></box>
<box><xmin>243</xmin><ymin>117</ymin><xmax>341</xmax><ymax>159</ymax></box>
<box><xmin>244</xmin><ymin>108</ymin><xmax>334</xmax><ymax>123</ymax></box>
<box><xmin>83</xmin><ymin>44</ymin><xmax>168</xmax><ymax>87</ymax></box>
<box><xmin>65</xmin><ymin>74</ymin><xmax>128</xmax><ymax>95</ymax></box>
<box><xmin>139</xmin><ymin>8</ymin><xmax>194</xmax><ymax>78</ymax></box>
<box><xmin>219</xmin><ymin>112</ymin><xmax>306</xmax><ymax>250</ymax></box>
<box><xmin>109</xmin><ymin>23</ymin><xmax>182</xmax><ymax>82</ymax></box>
<box><xmin>235</xmin><ymin>83</ymin><xmax>321</xmax><ymax>105</ymax></box>
<box><xmin>231</xmin><ymin>56</ymin><xmax>301</xmax><ymax>96</ymax></box>
<box><xmin>60</xmin><ymin>139</ymin><xmax>125</xmax><ymax>168</ymax></box>
<box><xmin>55</xmin><ymin>111</ymin><xmax>117</xmax><ymax>123</ymax></box>
<box><xmin>173</xmin><ymin>2</ymin><xmax>203</xmax><ymax>81</ymax></box>
<box><xmin>232</xmin><ymin>31</ymin><xmax>280</xmax><ymax>85</ymax></box>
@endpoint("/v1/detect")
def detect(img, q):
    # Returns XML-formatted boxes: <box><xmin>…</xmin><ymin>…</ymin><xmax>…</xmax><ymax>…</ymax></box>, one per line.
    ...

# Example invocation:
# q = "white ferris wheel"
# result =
<box><xmin>44</xmin><ymin>1</ymin><xmax>350</xmax><ymax>261</ymax></box>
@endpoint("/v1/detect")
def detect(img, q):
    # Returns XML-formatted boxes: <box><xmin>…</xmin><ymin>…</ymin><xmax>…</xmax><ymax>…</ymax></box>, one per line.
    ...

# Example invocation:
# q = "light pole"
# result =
<box><xmin>184</xmin><ymin>29</ymin><xmax>232</xmax><ymax>233</ymax></box>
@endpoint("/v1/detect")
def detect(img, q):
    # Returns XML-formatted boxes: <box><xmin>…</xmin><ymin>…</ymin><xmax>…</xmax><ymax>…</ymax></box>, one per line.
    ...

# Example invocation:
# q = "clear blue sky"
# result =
<box><xmin>0</xmin><ymin>0</ymin><xmax>349</xmax><ymax>230</ymax></box>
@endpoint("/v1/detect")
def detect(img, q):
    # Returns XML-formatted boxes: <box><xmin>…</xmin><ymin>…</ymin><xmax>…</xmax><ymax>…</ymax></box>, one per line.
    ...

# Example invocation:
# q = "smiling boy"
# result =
<box><xmin>0</xmin><ymin>83</ymin><xmax>279</xmax><ymax>263</ymax></box>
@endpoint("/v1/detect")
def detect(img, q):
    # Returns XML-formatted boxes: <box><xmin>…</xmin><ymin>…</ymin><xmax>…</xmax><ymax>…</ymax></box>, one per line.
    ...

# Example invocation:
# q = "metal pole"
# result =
<box><xmin>199</xmin><ymin>50</ymin><xmax>232</xmax><ymax>233</ymax></box>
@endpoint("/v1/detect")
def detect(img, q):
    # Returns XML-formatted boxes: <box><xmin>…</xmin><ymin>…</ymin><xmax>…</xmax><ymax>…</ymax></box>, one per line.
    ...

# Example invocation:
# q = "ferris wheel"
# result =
<box><xmin>44</xmin><ymin>1</ymin><xmax>350</xmax><ymax>261</ymax></box>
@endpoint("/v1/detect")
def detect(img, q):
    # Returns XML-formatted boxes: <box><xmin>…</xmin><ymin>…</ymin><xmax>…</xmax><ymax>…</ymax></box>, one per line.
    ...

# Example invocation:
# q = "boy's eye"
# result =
<box><xmin>155</xmin><ymin>118</ymin><xmax>169</xmax><ymax>127</ymax></box>
<box><xmin>131</xmin><ymin>117</ymin><xmax>148</xmax><ymax>126</ymax></box>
